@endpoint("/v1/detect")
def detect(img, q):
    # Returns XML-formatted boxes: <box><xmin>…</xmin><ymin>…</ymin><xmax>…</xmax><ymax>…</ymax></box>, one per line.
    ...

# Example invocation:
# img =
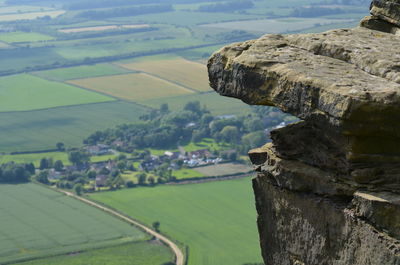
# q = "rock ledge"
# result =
<box><xmin>208</xmin><ymin>1</ymin><xmax>400</xmax><ymax>264</ymax></box>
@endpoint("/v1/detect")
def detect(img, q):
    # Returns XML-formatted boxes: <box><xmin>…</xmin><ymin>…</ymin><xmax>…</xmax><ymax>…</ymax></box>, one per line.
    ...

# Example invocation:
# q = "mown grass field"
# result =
<box><xmin>141</xmin><ymin>91</ymin><xmax>252</xmax><ymax>115</ymax></box>
<box><xmin>15</xmin><ymin>241</ymin><xmax>174</xmax><ymax>265</ymax></box>
<box><xmin>0</xmin><ymin>32</ymin><xmax>54</xmax><ymax>43</ymax></box>
<box><xmin>193</xmin><ymin>163</ymin><xmax>252</xmax><ymax>177</ymax></box>
<box><xmin>0</xmin><ymin>74</ymin><xmax>114</xmax><ymax>112</ymax></box>
<box><xmin>0</xmin><ymin>183</ymin><xmax>151</xmax><ymax>264</ymax></box>
<box><xmin>0</xmin><ymin>101</ymin><xmax>148</xmax><ymax>152</ymax></box>
<box><xmin>118</xmin><ymin>56</ymin><xmax>212</xmax><ymax>92</ymax></box>
<box><xmin>182</xmin><ymin>138</ymin><xmax>229</xmax><ymax>153</ymax></box>
<box><xmin>33</xmin><ymin>64</ymin><xmax>132</xmax><ymax>81</ymax></box>
<box><xmin>91</xmin><ymin>177</ymin><xmax>263</xmax><ymax>265</ymax></box>
<box><xmin>68</xmin><ymin>73</ymin><xmax>194</xmax><ymax>101</ymax></box>
<box><xmin>0</xmin><ymin>152</ymin><xmax>70</xmax><ymax>167</ymax></box>
<box><xmin>172</xmin><ymin>168</ymin><xmax>205</xmax><ymax>179</ymax></box>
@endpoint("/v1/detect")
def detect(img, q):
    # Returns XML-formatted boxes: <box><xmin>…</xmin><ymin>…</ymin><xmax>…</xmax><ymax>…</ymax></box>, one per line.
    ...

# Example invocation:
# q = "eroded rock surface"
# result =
<box><xmin>208</xmin><ymin>2</ymin><xmax>400</xmax><ymax>264</ymax></box>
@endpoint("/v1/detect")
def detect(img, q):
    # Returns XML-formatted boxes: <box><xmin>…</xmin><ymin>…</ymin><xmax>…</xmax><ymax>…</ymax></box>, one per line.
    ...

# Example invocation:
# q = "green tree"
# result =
<box><xmin>68</xmin><ymin>151</ymin><xmax>89</xmax><ymax>166</ymax></box>
<box><xmin>39</xmin><ymin>158</ymin><xmax>49</xmax><ymax>170</ymax></box>
<box><xmin>56</xmin><ymin>142</ymin><xmax>65</xmax><ymax>151</ymax></box>
<box><xmin>73</xmin><ymin>183</ymin><xmax>83</xmax><ymax>196</ymax></box>
<box><xmin>160</xmin><ymin>103</ymin><xmax>169</xmax><ymax>114</ymax></box>
<box><xmin>220</xmin><ymin>125</ymin><xmax>239</xmax><ymax>144</ymax></box>
<box><xmin>117</xmin><ymin>161</ymin><xmax>126</xmax><ymax>172</ymax></box>
<box><xmin>152</xmin><ymin>221</ymin><xmax>160</xmax><ymax>232</ymax></box>
<box><xmin>35</xmin><ymin>170</ymin><xmax>49</xmax><ymax>184</ymax></box>
<box><xmin>54</xmin><ymin>160</ymin><xmax>64</xmax><ymax>171</ymax></box>
<box><xmin>137</xmin><ymin>173</ymin><xmax>147</xmax><ymax>185</ymax></box>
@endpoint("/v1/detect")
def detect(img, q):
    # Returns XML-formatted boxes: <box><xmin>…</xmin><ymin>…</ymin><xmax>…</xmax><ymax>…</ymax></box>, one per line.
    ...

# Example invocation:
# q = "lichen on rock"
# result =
<box><xmin>208</xmin><ymin>1</ymin><xmax>400</xmax><ymax>264</ymax></box>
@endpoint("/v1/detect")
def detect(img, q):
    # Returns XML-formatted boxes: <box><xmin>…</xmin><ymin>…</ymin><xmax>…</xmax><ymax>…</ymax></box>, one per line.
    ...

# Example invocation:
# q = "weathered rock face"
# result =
<box><xmin>208</xmin><ymin>2</ymin><xmax>400</xmax><ymax>265</ymax></box>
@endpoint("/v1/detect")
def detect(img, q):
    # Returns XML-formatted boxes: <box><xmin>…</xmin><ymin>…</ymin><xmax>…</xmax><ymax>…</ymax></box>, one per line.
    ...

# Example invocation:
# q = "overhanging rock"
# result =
<box><xmin>208</xmin><ymin>2</ymin><xmax>400</xmax><ymax>264</ymax></box>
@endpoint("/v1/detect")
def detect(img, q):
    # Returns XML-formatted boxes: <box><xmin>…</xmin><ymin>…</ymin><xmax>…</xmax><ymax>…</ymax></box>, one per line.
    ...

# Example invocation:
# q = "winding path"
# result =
<box><xmin>59</xmin><ymin>190</ymin><xmax>184</xmax><ymax>265</ymax></box>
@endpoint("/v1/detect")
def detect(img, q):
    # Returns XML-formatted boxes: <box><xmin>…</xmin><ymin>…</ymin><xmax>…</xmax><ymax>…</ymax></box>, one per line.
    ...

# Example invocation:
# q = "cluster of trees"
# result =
<box><xmin>0</xmin><ymin>162</ymin><xmax>34</xmax><ymax>183</ymax></box>
<box><xmin>85</xmin><ymin>101</ymin><xmax>295</xmax><ymax>155</ymax></box>
<box><xmin>197</xmin><ymin>0</ymin><xmax>254</xmax><ymax>12</ymax></box>
<box><xmin>290</xmin><ymin>7</ymin><xmax>345</xmax><ymax>17</ymax></box>
<box><xmin>76</xmin><ymin>4</ymin><xmax>173</xmax><ymax>19</ymax></box>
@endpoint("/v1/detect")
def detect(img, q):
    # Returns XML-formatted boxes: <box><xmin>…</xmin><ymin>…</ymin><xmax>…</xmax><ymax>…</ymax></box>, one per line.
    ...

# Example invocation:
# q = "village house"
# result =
<box><xmin>95</xmin><ymin>175</ymin><xmax>109</xmax><ymax>188</ymax></box>
<box><xmin>86</xmin><ymin>144</ymin><xmax>111</xmax><ymax>155</ymax></box>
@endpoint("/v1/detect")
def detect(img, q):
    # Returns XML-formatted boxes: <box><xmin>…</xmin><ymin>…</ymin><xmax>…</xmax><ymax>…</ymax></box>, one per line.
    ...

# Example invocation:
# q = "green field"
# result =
<box><xmin>91</xmin><ymin>177</ymin><xmax>263</xmax><ymax>265</ymax></box>
<box><xmin>193</xmin><ymin>163</ymin><xmax>252</xmax><ymax>177</ymax></box>
<box><xmin>0</xmin><ymin>32</ymin><xmax>54</xmax><ymax>43</ymax></box>
<box><xmin>16</xmin><ymin>241</ymin><xmax>174</xmax><ymax>265</ymax></box>
<box><xmin>0</xmin><ymin>152</ymin><xmax>70</xmax><ymax>167</ymax></box>
<box><xmin>0</xmin><ymin>101</ymin><xmax>148</xmax><ymax>152</ymax></box>
<box><xmin>68</xmin><ymin>73</ymin><xmax>194</xmax><ymax>101</ymax></box>
<box><xmin>0</xmin><ymin>74</ymin><xmax>114</xmax><ymax>112</ymax></box>
<box><xmin>182</xmin><ymin>138</ymin><xmax>229</xmax><ymax>153</ymax></box>
<box><xmin>0</xmin><ymin>183</ymin><xmax>153</xmax><ymax>264</ymax></box>
<box><xmin>172</xmin><ymin>168</ymin><xmax>205</xmax><ymax>179</ymax></box>
<box><xmin>141</xmin><ymin>91</ymin><xmax>252</xmax><ymax>115</ymax></box>
<box><xmin>33</xmin><ymin>64</ymin><xmax>132</xmax><ymax>81</ymax></box>
<box><xmin>200</xmin><ymin>17</ymin><xmax>357</xmax><ymax>34</ymax></box>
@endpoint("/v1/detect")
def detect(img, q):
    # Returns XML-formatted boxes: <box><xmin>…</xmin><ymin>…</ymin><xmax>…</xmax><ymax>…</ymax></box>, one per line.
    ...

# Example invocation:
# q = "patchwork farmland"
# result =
<box><xmin>32</xmin><ymin>63</ymin><xmax>132</xmax><ymax>81</ymax></box>
<box><xmin>0</xmin><ymin>101</ymin><xmax>148</xmax><ymax>152</ymax></box>
<box><xmin>0</xmin><ymin>74</ymin><xmax>114</xmax><ymax>112</ymax></box>
<box><xmin>68</xmin><ymin>72</ymin><xmax>194</xmax><ymax>101</ymax></box>
<box><xmin>0</xmin><ymin>183</ymin><xmax>173</xmax><ymax>264</ymax></box>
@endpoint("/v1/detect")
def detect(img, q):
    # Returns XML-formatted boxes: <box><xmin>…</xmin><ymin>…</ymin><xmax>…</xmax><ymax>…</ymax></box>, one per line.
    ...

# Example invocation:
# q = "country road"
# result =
<box><xmin>59</xmin><ymin>190</ymin><xmax>184</xmax><ymax>265</ymax></box>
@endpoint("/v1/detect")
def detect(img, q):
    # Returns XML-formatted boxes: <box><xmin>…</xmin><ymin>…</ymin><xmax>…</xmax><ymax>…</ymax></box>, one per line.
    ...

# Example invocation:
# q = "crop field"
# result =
<box><xmin>54</xmin><ymin>37</ymin><xmax>205</xmax><ymax>60</ymax></box>
<box><xmin>193</xmin><ymin>163</ymin><xmax>252</xmax><ymax>177</ymax></box>
<box><xmin>201</xmin><ymin>17</ymin><xmax>357</xmax><ymax>33</ymax></box>
<box><xmin>0</xmin><ymin>10</ymin><xmax>65</xmax><ymax>22</ymax></box>
<box><xmin>141</xmin><ymin>91</ymin><xmax>252</xmax><ymax>115</ymax></box>
<box><xmin>33</xmin><ymin>64</ymin><xmax>132</xmax><ymax>81</ymax></box>
<box><xmin>0</xmin><ymin>32</ymin><xmax>54</xmax><ymax>43</ymax></box>
<box><xmin>0</xmin><ymin>5</ymin><xmax>55</xmax><ymax>15</ymax></box>
<box><xmin>118</xmin><ymin>57</ymin><xmax>212</xmax><ymax>92</ymax></box>
<box><xmin>16</xmin><ymin>241</ymin><xmax>174</xmax><ymax>265</ymax></box>
<box><xmin>0</xmin><ymin>152</ymin><xmax>70</xmax><ymax>167</ymax></box>
<box><xmin>172</xmin><ymin>168</ymin><xmax>205</xmax><ymax>179</ymax></box>
<box><xmin>58</xmin><ymin>24</ymin><xmax>150</xmax><ymax>33</ymax></box>
<box><xmin>0</xmin><ymin>74</ymin><xmax>114</xmax><ymax>112</ymax></box>
<box><xmin>112</xmin><ymin>11</ymin><xmax>262</xmax><ymax>26</ymax></box>
<box><xmin>68</xmin><ymin>73</ymin><xmax>194</xmax><ymax>101</ymax></box>
<box><xmin>0</xmin><ymin>101</ymin><xmax>148</xmax><ymax>152</ymax></box>
<box><xmin>91</xmin><ymin>177</ymin><xmax>263</xmax><ymax>265</ymax></box>
<box><xmin>0</xmin><ymin>183</ymin><xmax>150</xmax><ymax>264</ymax></box>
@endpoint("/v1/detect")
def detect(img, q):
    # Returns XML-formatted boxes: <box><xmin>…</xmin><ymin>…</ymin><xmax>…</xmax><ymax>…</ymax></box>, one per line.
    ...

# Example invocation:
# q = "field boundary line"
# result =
<box><xmin>56</xmin><ymin>188</ymin><xmax>184</xmax><ymax>265</ymax></box>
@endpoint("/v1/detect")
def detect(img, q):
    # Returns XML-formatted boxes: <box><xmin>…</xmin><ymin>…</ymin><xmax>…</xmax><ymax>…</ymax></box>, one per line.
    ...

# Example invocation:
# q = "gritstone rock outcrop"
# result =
<box><xmin>208</xmin><ymin>1</ymin><xmax>400</xmax><ymax>264</ymax></box>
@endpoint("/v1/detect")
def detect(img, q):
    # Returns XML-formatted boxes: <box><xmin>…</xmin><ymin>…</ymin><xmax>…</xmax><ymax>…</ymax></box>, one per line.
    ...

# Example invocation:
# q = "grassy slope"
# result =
<box><xmin>32</xmin><ymin>63</ymin><xmax>132</xmax><ymax>81</ymax></box>
<box><xmin>0</xmin><ymin>32</ymin><xmax>54</xmax><ymax>43</ymax></box>
<box><xmin>0</xmin><ymin>74</ymin><xmax>114</xmax><ymax>112</ymax></box>
<box><xmin>91</xmin><ymin>177</ymin><xmax>263</xmax><ymax>265</ymax></box>
<box><xmin>0</xmin><ymin>183</ymin><xmax>148</xmax><ymax>264</ymax></box>
<box><xmin>0</xmin><ymin>101</ymin><xmax>148</xmax><ymax>152</ymax></box>
<box><xmin>0</xmin><ymin>152</ymin><xmax>70</xmax><ymax>167</ymax></box>
<box><xmin>15</xmin><ymin>241</ymin><xmax>174</xmax><ymax>265</ymax></box>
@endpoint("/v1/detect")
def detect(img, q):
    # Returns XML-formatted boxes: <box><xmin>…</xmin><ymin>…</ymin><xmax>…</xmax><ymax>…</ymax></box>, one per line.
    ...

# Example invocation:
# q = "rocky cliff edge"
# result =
<box><xmin>208</xmin><ymin>1</ymin><xmax>400</xmax><ymax>264</ymax></box>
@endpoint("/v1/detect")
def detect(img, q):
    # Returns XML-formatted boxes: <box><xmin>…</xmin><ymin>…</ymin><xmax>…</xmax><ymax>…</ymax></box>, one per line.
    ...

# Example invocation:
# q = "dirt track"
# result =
<box><xmin>60</xmin><ymin>190</ymin><xmax>184</xmax><ymax>265</ymax></box>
